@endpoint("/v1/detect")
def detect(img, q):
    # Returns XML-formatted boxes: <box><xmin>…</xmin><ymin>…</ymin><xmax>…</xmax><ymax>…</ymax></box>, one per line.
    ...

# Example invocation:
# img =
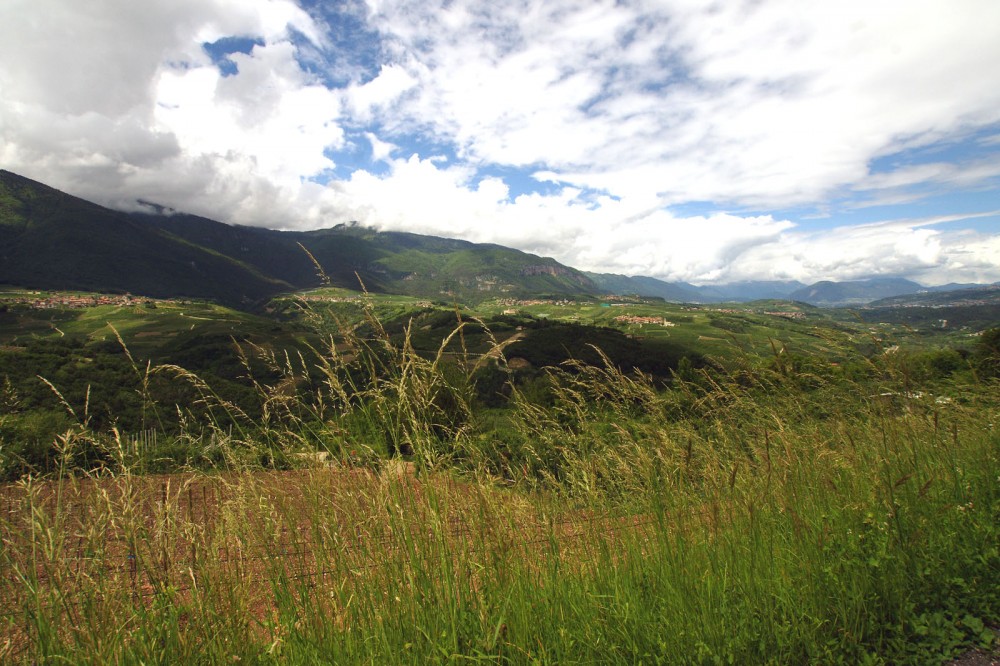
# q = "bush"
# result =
<box><xmin>976</xmin><ymin>327</ymin><xmax>1000</xmax><ymax>377</ymax></box>
<box><xmin>0</xmin><ymin>409</ymin><xmax>74</xmax><ymax>479</ymax></box>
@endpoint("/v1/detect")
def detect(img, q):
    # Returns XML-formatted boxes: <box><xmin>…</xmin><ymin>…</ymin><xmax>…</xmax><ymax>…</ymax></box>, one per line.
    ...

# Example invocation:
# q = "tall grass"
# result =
<box><xmin>0</xmin><ymin>312</ymin><xmax>997</xmax><ymax>663</ymax></box>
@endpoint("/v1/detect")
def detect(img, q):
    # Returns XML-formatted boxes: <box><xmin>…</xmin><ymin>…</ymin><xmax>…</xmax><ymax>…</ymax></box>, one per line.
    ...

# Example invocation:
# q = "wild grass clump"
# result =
<box><xmin>0</xmin><ymin>311</ymin><xmax>997</xmax><ymax>663</ymax></box>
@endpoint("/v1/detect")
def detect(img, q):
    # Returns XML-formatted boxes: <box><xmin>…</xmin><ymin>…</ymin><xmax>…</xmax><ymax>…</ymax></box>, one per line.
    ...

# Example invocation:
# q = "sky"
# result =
<box><xmin>2</xmin><ymin>0</ymin><xmax>1000</xmax><ymax>286</ymax></box>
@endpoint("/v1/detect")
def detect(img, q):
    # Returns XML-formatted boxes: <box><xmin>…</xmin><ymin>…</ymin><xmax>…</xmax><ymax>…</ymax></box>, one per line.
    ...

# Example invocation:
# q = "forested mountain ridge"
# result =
<box><xmin>0</xmin><ymin>170</ymin><xmax>598</xmax><ymax>306</ymax></box>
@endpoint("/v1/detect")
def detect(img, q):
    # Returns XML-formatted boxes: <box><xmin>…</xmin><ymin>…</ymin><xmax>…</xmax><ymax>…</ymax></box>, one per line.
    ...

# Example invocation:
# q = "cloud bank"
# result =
<box><xmin>1</xmin><ymin>0</ymin><xmax>999</xmax><ymax>285</ymax></box>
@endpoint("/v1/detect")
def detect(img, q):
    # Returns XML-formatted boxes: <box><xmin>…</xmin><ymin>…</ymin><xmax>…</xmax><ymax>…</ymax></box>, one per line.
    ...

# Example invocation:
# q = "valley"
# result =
<box><xmin>0</xmin><ymin>171</ymin><xmax>997</xmax><ymax>664</ymax></box>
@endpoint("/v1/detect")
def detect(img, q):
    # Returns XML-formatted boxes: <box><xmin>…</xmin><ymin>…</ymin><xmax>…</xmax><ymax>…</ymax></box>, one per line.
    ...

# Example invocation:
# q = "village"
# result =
<box><xmin>0</xmin><ymin>291</ymin><xmax>159</xmax><ymax>310</ymax></box>
<box><xmin>613</xmin><ymin>314</ymin><xmax>677</xmax><ymax>326</ymax></box>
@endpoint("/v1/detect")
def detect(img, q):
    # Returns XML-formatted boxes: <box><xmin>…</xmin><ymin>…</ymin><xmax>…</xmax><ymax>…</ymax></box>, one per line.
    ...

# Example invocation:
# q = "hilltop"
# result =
<box><xmin>0</xmin><ymin>170</ymin><xmax>598</xmax><ymax>308</ymax></box>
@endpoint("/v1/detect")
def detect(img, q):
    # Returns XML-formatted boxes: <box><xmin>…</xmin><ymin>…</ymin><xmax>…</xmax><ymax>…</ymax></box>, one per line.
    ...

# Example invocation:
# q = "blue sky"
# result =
<box><xmin>1</xmin><ymin>0</ymin><xmax>999</xmax><ymax>285</ymax></box>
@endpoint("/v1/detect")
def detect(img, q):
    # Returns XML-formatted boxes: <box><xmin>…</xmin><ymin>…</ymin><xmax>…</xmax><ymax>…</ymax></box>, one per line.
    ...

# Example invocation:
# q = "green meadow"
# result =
<box><xmin>0</xmin><ymin>288</ymin><xmax>997</xmax><ymax>664</ymax></box>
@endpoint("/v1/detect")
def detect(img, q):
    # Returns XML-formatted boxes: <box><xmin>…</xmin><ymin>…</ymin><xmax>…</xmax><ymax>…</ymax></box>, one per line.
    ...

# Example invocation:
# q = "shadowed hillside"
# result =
<box><xmin>1</xmin><ymin>171</ymin><xmax>598</xmax><ymax>307</ymax></box>
<box><xmin>0</xmin><ymin>171</ymin><xmax>291</xmax><ymax>306</ymax></box>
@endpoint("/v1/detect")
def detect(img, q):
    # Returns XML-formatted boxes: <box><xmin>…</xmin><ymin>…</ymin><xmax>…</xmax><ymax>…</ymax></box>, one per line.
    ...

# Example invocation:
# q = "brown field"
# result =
<box><xmin>0</xmin><ymin>465</ymin><xmax>664</xmax><ymax>660</ymax></box>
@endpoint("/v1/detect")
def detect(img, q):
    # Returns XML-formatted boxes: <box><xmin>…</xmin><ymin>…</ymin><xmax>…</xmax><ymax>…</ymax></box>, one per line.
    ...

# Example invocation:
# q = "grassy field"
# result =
<box><xmin>0</xmin><ymin>290</ymin><xmax>997</xmax><ymax>663</ymax></box>
<box><xmin>0</xmin><ymin>290</ymin><xmax>298</xmax><ymax>357</ymax></box>
<box><xmin>3</xmin><ymin>286</ymin><xmax>978</xmax><ymax>369</ymax></box>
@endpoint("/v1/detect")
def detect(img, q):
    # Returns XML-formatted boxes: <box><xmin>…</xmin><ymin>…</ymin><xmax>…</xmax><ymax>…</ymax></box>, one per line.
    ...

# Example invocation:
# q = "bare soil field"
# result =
<box><xmin>0</xmin><ymin>465</ymin><xmax>660</xmax><ymax>659</ymax></box>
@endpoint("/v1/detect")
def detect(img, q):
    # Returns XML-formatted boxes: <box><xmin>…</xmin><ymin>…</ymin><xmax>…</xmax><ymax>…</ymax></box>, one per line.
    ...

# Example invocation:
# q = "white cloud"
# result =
<box><xmin>859</xmin><ymin>161</ymin><xmax>1000</xmax><ymax>193</ymax></box>
<box><xmin>1</xmin><ymin>0</ymin><xmax>999</xmax><ymax>286</ymax></box>
<box><xmin>346</xmin><ymin>64</ymin><xmax>418</xmax><ymax>122</ymax></box>
<box><xmin>316</xmin><ymin>155</ymin><xmax>789</xmax><ymax>281</ymax></box>
<box><xmin>720</xmin><ymin>217</ymin><xmax>1000</xmax><ymax>285</ymax></box>
<box><xmin>363</xmin><ymin>0</ymin><xmax>1000</xmax><ymax>207</ymax></box>
<box><xmin>155</xmin><ymin>40</ymin><xmax>345</xmax><ymax>186</ymax></box>
<box><xmin>365</xmin><ymin>132</ymin><xmax>397</xmax><ymax>162</ymax></box>
<box><xmin>315</xmin><ymin>153</ymin><xmax>1000</xmax><ymax>285</ymax></box>
<box><xmin>0</xmin><ymin>0</ymin><xmax>341</xmax><ymax>223</ymax></box>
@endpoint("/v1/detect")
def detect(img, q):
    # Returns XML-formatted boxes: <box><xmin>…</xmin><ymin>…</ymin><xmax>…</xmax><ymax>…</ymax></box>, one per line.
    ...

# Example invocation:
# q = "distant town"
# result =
<box><xmin>0</xmin><ymin>291</ymin><xmax>166</xmax><ymax>310</ymax></box>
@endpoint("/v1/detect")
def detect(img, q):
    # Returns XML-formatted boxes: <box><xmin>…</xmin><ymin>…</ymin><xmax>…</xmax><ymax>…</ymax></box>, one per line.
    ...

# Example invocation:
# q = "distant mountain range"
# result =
<box><xmin>778</xmin><ymin>278</ymin><xmax>993</xmax><ymax>306</ymax></box>
<box><xmin>857</xmin><ymin>284</ymin><xmax>1000</xmax><ymax>330</ymax></box>
<box><xmin>586</xmin><ymin>272</ymin><xmax>997</xmax><ymax>306</ymax></box>
<box><xmin>0</xmin><ymin>170</ymin><xmax>993</xmax><ymax>309</ymax></box>
<box><xmin>867</xmin><ymin>284</ymin><xmax>1000</xmax><ymax>308</ymax></box>
<box><xmin>586</xmin><ymin>273</ymin><xmax>807</xmax><ymax>303</ymax></box>
<box><xmin>787</xmin><ymin>278</ymin><xmax>925</xmax><ymax>306</ymax></box>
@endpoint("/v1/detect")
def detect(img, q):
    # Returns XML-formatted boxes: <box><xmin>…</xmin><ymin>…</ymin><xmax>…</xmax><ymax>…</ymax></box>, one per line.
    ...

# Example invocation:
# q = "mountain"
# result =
<box><xmin>583</xmin><ymin>273</ymin><xmax>988</xmax><ymax>307</ymax></box>
<box><xmin>585</xmin><ymin>273</ymin><xmax>805</xmax><ymax>303</ymax></box>
<box><xmin>860</xmin><ymin>284</ymin><xmax>1000</xmax><ymax>330</ymax></box>
<box><xmin>585</xmin><ymin>273</ymin><xmax>704</xmax><ymax>302</ymax></box>
<box><xmin>693</xmin><ymin>280</ymin><xmax>806</xmax><ymax>302</ymax></box>
<box><xmin>301</xmin><ymin>225</ymin><xmax>598</xmax><ymax>300</ymax></box>
<box><xmin>0</xmin><ymin>170</ymin><xmax>598</xmax><ymax>306</ymax></box>
<box><xmin>867</xmin><ymin>283</ymin><xmax>1000</xmax><ymax>308</ymax></box>
<box><xmin>924</xmin><ymin>282</ymin><xmax>985</xmax><ymax>293</ymax></box>
<box><xmin>136</xmin><ymin>214</ymin><xmax>599</xmax><ymax>302</ymax></box>
<box><xmin>788</xmin><ymin>278</ymin><xmax>925</xmax><ymax>306</ymax></box>
<box><xmin>0</xmin><ymin>170</ymin><xmax>292</xmax><ymax>305</ymax></box>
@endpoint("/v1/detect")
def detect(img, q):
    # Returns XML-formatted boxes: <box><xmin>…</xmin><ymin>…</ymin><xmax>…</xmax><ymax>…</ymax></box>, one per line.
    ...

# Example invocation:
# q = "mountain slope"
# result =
<box><xmin>0</xmin><ymin>170</ymin><xmax>292</xmax><ymax>305</ymax></box>
<box><xmin>140</xmin><ymin>217</ymin><xmax>600</xmax><ymax>301</ymax></box>
<box><xmin>788</xmin><ymin>278</ymin><xmax>924</xmax><ymax>306</ymax></box>
<box><xmin>585</xmin><ymin>273</ymin><xmax>806</xmax><ymax>303</ymax></box>
<box><xmin>694</xmin><ymin>280</ymin><xmax>806</xmax><ymax>302</ymax></box>
<box><xmin>859</xmin><ymin>284</ymin><xmax>1000</xmax><ymax>330</ymax></box>
<box><xmin>0</xmin><ymin>170</ymin><xmax>598</xmax><ymax>306</ymax></box>
<box><xmin>585</xmin><ymin>272</ymin><xmax>705</xmax><ymax>302</ymax></box>
<box><xmin>867</xmin><ymin>284</ymin><xmax>1000</xmax><ymax>308</ymax></box>
<box><xmin>5</xmin><ymin>170</ymin><xmax>990</xmax><ymax>310</ymax></box>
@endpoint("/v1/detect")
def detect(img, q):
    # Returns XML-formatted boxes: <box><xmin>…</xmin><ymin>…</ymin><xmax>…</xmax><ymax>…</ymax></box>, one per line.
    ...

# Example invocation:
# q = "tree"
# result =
<box><xmin>976</xmin><ymin>327</ymin><xmax>1000</xmax><ymax>378</ymax></box>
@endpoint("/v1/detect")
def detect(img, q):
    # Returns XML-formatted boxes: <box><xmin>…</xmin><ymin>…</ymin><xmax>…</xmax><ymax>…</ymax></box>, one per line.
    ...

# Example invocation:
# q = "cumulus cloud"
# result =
<box><xmin>365</xmin><ymin>132</ymin><xmax>397</xmax><ymax>162</ymax></box>
<box><xmin>361</xmin><ymin>0</ymin><xmax>1000</xmax><ymax>207</ymax></box>
<box><xmin>345</xmin><ymin>64</ymin><xmax>418</xmax><ymax>122</ymax></box>
<box><xmin>1</xmin><ymin>0</ymin><xmax>999</xmax><ymax>285</ymax></box>
<box><xmin>0</xmin><ymin>0</ymin><xmax>341</xmax><ymax>223</ymax></box>
<box><xmin>318</xmin><ymin>154</ymin><xmax>1000</xmax><ymax>285</ymax></box>
<box><xmin>731</xmin><ymin>217</ymin><xmax>1000</xmax><ymax>286</ymax></box>
<box><xmin>155</xmin><ymin>41</ymin><xmax>345</xmax><ymax>185</ymax></box>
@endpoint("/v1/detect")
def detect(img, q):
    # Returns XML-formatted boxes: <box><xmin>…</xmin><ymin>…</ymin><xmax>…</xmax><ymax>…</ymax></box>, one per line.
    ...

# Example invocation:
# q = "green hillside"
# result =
<box><xmin>0</xmin><ymin>171</ymin><xmax>292</xmax><ymax>306</ymax></box>
<box><xmin>1</xmin><ymin>170</ymin><xmax>598</xmax><ymax>307</ymax></box>
<box><xmin>3</xmin><ymin>174</ymin><xmax>1000</xmax><ymax>666</ymax></box>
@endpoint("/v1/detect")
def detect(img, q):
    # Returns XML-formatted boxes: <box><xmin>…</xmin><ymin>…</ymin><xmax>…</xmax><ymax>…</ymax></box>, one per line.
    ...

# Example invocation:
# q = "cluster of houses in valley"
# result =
<box><xmin>297</xmin><ymin>294</ymin><xmax>433</xmax><ymax>308</ymax></box>
<box><xmin>763</xmin><ymin>310</ymin><xmax>806</xmax><ymax>320</ymax></box>
<box><xmin>614</xmin><ymin>315</ymin><xmax>677</xmax><ymax>327</ymax></box>
<box><xmin>0</xmin><ymin>292</ymin><xmax>155</xmax><ymax>310</ymax></box>
<box><xmin>709</xmin><ymin>306</ymin><xmax>805</xmax><ymax>320</ymax></box>
<box><xmin>496</xmin><ymin>298</ymin><xmax>576</xmax><ymax>315</ymax></box>
<box><xmin>298</xmin><ymin>294</ymin><xmax>364</xmax><ymax>304</ymax></box>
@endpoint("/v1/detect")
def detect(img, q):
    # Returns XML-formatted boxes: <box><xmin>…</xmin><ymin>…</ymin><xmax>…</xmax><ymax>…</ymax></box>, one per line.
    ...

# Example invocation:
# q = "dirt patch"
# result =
<box><xmin>947</xmin><ymin>628</ymin><xmax>1000</xmax><ymax>666</ymax></box>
